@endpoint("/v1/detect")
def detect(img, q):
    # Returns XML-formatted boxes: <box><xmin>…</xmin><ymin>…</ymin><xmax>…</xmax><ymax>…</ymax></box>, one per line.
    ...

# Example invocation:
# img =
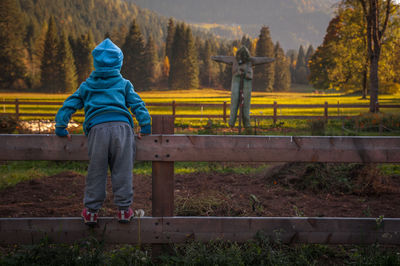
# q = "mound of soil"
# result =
<box><xmin>1</xmin><ymin>163</ymin><xmax>400</xmax><ymax>218</ymax></box>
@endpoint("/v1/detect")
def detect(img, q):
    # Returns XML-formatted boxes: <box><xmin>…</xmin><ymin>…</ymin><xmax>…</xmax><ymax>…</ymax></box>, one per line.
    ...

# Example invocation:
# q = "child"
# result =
<box><xmin>55</xmin><ymin>38</ymin><xmax>151</xmax><ymax>225</ymax></box>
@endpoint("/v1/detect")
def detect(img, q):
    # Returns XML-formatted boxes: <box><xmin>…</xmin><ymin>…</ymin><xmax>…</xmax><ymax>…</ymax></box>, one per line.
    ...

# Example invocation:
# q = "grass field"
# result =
<box><xmin>2</xmin><ymin>89</ymin><xmax>400</xmax><ymax>264</ymax></box>
<box><xmin>1</xmin><ymin>88</ymin><xmax>400</xmax><ymax>134</ymax></box>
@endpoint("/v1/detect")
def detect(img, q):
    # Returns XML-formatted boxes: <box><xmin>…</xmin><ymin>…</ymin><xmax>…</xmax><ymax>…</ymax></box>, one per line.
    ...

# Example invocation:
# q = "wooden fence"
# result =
<box><xmin>2</xmin><ymin>99</ymin><xmax>400</xmax><ymax>123</ymax></box>
<box><xmin>1</xmin><ymin>116</ymin><xmax>400</xmax><ymax>245</ymax></box>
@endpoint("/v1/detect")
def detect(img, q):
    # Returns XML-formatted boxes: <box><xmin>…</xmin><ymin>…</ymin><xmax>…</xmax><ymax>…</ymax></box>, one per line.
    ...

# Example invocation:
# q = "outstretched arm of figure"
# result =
<box><xmin>250</xmin><ymin>57</ymin><xmax>275</xmax><ymax>65</ymax></box>
<box><xmin>211</xmin><ymin>56</ymin><xmax>236</xmax><ymax>65</ymax></box>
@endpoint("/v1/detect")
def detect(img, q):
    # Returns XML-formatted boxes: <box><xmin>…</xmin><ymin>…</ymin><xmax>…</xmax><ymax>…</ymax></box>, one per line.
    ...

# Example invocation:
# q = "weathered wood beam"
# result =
<box><xmin>1</xmin><ymin>134</ymin><xmax>400</xmax><ymax>163</ymax></box>
<box><xmin>0</xmin><ymin>217</ymin><xmax>399</xmax><ymax>245</ymax></box>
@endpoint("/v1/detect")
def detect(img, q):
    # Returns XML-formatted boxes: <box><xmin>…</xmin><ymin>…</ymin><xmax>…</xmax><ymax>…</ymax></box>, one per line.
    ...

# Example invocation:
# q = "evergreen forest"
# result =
<box><xmin>1</xmin><ymin>0</ymin><xmax>399</xmax><ymax>100</ymax></box>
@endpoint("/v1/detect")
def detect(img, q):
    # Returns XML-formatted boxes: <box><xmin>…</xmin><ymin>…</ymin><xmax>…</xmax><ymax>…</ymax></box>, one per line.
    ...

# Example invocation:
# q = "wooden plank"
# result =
<box><xmin>151</xmin><ymin>116</ymin><xmax>175</xmax><ymax>257</ymax></box>
<box><xmin>0</xmin><ymin>217</ymin><xmax>163</xmax><ymax>245</ymax></box>
<box><xmin>1</xmin><ymin>217</ymin><xmax>400</xmax><ymax>245</ymax></box>
<box><xmin>151</xmin><ymin>116</ymin><xmax>174</xmax><ymax>217</ymax></box>
<box><xmin>152</xmin><ymin>161</ymin><xmax>174</xmax><ymax>216</ymax></box>
<box><xmin>2</xmin><ymin>134</ymin><xmax>400</xmax><ymax>163</ymax></box>
<box><xmin>0</xmin><ymin>134</ymin><xmax>90</xmax><ymax>161</ymax></box>
<box><xmin>139</xmin><ymin>135</ymin><xmax>400</xmax><ymax>163</ymax></box>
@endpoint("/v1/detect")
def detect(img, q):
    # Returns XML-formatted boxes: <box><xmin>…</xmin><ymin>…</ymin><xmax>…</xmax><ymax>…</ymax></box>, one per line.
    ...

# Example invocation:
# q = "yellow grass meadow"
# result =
<box><xmin>1</xmin><ymin>89</ymin><xmax>400</xmax><ymax>128</ymax></box>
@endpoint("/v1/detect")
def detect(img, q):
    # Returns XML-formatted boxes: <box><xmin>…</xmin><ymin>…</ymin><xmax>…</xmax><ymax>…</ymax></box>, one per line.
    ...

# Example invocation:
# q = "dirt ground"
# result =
<box><xmin>1</xmin><ymin>163</ymin><xmax>400</xmax><ymax>218</ymax></box>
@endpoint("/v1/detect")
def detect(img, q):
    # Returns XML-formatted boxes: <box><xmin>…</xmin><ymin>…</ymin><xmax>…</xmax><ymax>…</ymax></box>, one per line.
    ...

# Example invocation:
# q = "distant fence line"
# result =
<box><xmin>1</xmin><ymin>99</ymin><xmax>400</xmax><ymax>123</ymax></box>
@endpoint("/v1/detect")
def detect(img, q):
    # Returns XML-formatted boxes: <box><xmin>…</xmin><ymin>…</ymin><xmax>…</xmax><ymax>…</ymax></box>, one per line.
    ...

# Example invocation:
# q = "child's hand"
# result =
<box><xmin>137</xmin><ymin>124</ymin><xmax>151</xmax><ymax>139</ymax></box>
<box><xmin>137</xmin><ymin>132</ymin><xmax>150</xmax><ymax>139</ymax></box>
<box><xmin>55</xmin><ymin>127</ymin><xmax>69</xmax><ymax>137</ymax></box>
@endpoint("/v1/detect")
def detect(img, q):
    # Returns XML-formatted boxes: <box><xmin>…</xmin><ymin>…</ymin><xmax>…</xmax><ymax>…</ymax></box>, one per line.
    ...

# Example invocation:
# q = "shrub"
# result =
<box><xmin>344</xmin><ymin>113</ymin><xmax>400</xmax><ymax>133</ymax></box>
<box><xmin>308</xmin><ymin>119</ymin><xmax>326</xmax><ymax>136</ymax></box>
<box><xmin>0</xmin><ymin>114</ymin><xmax>18</xmax><ymax>133</ymax></box>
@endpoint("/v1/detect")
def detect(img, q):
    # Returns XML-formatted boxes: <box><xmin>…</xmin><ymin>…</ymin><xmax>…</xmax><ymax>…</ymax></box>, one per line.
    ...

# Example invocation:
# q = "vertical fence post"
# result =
<box><xmin>172</xmin><ymin>100</ymin><xmax>176</xmax><ymax>118</ymax></box>
<box><xmin>375</xmin><ymin>101</ymin><xmax>380</xmax><ymax>113</ymax></box>
<box><xmin>151</xmin><ymin>115</ymin><xmax>174</xmax><ymax>258</ymax></box>
<box><xmin>337</xmin><ymin>101</ymin><xmax>340</xmax><ymax>118</ymax></box>
<box><xmin>324</xmin><ymin>101</ymin><xmax>328</xmax><ymax>121</ymax></box>
<box><xmin>273</xmin><ymin>101</ymin><xmax>277</xmax><ymax>126</ymax></box>
<box><xmin>15</xmin><ymin>99</ymin><xmax>19</xmax><ymax>121</ymax></box>
<box><xmin>223</xmin><ymin>101</ymin><xmax>227</xmax><ymax>123</ymax></box>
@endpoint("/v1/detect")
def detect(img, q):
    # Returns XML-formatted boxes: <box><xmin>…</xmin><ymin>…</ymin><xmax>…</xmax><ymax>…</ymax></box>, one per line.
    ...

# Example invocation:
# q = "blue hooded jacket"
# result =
<box><xmin>55</xmin><ymin>38</ymin><xmax>151</xmax><ymax>135</ymax></box>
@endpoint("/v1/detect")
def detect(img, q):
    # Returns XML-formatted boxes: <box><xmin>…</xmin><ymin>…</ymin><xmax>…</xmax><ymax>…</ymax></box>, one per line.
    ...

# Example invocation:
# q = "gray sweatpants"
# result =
<box><xmin>84</xmin><ymin>122</ymin><xmax>135</xmax><ymax>211</ymax></box>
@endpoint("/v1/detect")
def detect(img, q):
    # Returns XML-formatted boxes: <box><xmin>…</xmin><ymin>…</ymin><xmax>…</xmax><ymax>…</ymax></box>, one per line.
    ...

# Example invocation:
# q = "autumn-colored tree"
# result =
<box><xmin>357</xmin><ymin>0</ymin><xmax>393</xmax><ymax>112</ymax></box>
<box><xmin>165</xmin><ymin>18</ymin><xmax>175</xmax><ymax>60</ymax></box>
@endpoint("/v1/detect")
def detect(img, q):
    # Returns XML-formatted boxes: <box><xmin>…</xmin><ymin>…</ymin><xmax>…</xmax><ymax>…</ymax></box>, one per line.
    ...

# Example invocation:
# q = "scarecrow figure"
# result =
<box><xmin>212</xmin><ymin>47</ymin><xmax>274</xmax><ymax>130</ymax></box>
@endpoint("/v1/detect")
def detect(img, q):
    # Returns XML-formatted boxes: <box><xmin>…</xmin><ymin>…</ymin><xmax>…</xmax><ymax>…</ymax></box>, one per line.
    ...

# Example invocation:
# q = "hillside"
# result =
<box><xmin>18</xmin><ymin>0</ymin><xmax>169</xmax><ymax>47</ymax></box>
<box><xmin>128</xmin><ymin>0</ymin><xmax>338</xmax><ymax>50</ymax></box>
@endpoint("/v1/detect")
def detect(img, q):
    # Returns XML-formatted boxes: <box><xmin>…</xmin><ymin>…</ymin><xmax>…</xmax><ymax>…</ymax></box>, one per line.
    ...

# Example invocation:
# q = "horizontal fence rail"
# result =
<box><xmin>1</xmin><ymin>120</ymin><xmax>400</xmax><ymax>246</ymax></box>
<box><xmin>1</xmin><ymin>217</ymin><xmax>400</xmax><ymax>245</ymax></box>
<box><xmin>1</xmin><ymin>134</ymin><xmax>400</xmax><ymax>163</ymax></box>
<box><xmin>1</xmin><ymin>99</ymin><xmax>399</xmax><ymax>121</ymax></box>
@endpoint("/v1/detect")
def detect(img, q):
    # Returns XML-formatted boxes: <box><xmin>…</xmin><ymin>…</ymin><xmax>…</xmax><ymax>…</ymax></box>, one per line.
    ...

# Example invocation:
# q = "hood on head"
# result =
<box><xmin>236</xmin><ymin>46</ymin><xmax>251</xmax><ymax>64</ymax></box>
<box><xmin>92</xmin><ymin>38</ymin><xmax>123</xmax><ymax>70</ymax></box>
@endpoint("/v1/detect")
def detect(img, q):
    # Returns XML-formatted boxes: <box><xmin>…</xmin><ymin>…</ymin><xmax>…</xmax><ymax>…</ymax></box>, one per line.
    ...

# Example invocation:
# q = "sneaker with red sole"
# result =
<box><xmin>81</xmin><ymin>208</ymin><xmax>98</xmax><ymax>226</ymax></box>
<box><xmin>118</xmin><ymin>208</ymin><xmax>134</xmax><ymax>223</ymax></box>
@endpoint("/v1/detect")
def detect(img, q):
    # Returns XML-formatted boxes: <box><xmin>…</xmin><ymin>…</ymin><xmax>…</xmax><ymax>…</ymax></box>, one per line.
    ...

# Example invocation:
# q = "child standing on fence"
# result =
<box><xmin>55</xmin><ymin>38</ymin><xmax>151</xmax><ymax>225</ymax></box>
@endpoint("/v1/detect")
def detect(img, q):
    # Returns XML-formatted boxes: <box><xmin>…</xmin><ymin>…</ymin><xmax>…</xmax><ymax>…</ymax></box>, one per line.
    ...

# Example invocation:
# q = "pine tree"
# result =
<box><xmin>199</xmin><ymin>40</ymin><xmax>213</xmax><ymax>87</ymax></box>
<box><xmin>110</xmin><ymin>25</ymin><xmax>128</xmax><ymax>47</ymax></box>
<box><xmin>183</xmin><ymin>26</ymin><xmax>199</xmax><ymax>89</ymax></box>
<box><xmin>40</xmin><ymin>16</ymin><xmax>59</xmax><ymax>92</ymax></box>
<box><xmin>295</xmin><ymin>45</ymin><xmax>308</xmax><ymax>84</ymax></box>
<box><xmin>31</xmin><ymin>22</ymin><xmax>48</xmax><ymax>89</ymax></box>
<box><xmin>0</xmin><ymin>0</ymin><xmax>27</xmax><ymax>89</ymax></box>
<box><xmin>57</xmin><ymin>31</ymin><xmax>77</xmax><ymax>93</ymax></box>
<box><xmin>305</xmin><ymin>45</ymin><xmax>315</xmax><ymax>76</ymax></box>
<box><xmin>165</xmin><ymin>18</ymin><xmax>175</xmax><ymax>61</ymax></box>
<box><xmin>70</xmin><ymin>33</ymin><xmax>94</xmax><ymax>84</ymax></box>
<box><xmin>309</xmin><ymin>16</ymin><xmax>341</xmax><ymax>91</ymax></box>
<box><xmin>121</xmin><ymin>19</ymin><xmax>146</xmax><ymax>90</ymax></box>
<box><xmin>169</xmin><ymin>23</ymin><xmax>186</xmax><ymax>89</ymax></box>
<box><xmin>162</xmin><ymin>55</ymin><xmax>170</xmax><ymax>84</ymax></box>
<box><xmin>273</xmin><ymin>42</ymin><xmax>291</xmax><ymax>91</ymax></box>
<box><xmin>253</xmin><ymin>26</ymin><xmax>275</xmax><ymax>91</ymax></box>
<box><xmin>143</xmin><ymin>36</ymin><xmax>157</xmax><ymax>90</ymax></box>
<box><xmin>216</xmin><ymin>43</ymin><xmax>232</xmax><ymax>89</ymax></box>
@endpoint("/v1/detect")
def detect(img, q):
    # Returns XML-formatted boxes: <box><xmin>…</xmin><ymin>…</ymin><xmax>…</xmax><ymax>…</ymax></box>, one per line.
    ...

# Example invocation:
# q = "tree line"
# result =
<box><xmin>1</xmin><ymin>0</ymin><xmax>313</xmax><ymax>93</ymax></box>
<box><xmin>310</xmin><ymin>0</ymin><xmax>399</xmax><ymax>111</ymax></box>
